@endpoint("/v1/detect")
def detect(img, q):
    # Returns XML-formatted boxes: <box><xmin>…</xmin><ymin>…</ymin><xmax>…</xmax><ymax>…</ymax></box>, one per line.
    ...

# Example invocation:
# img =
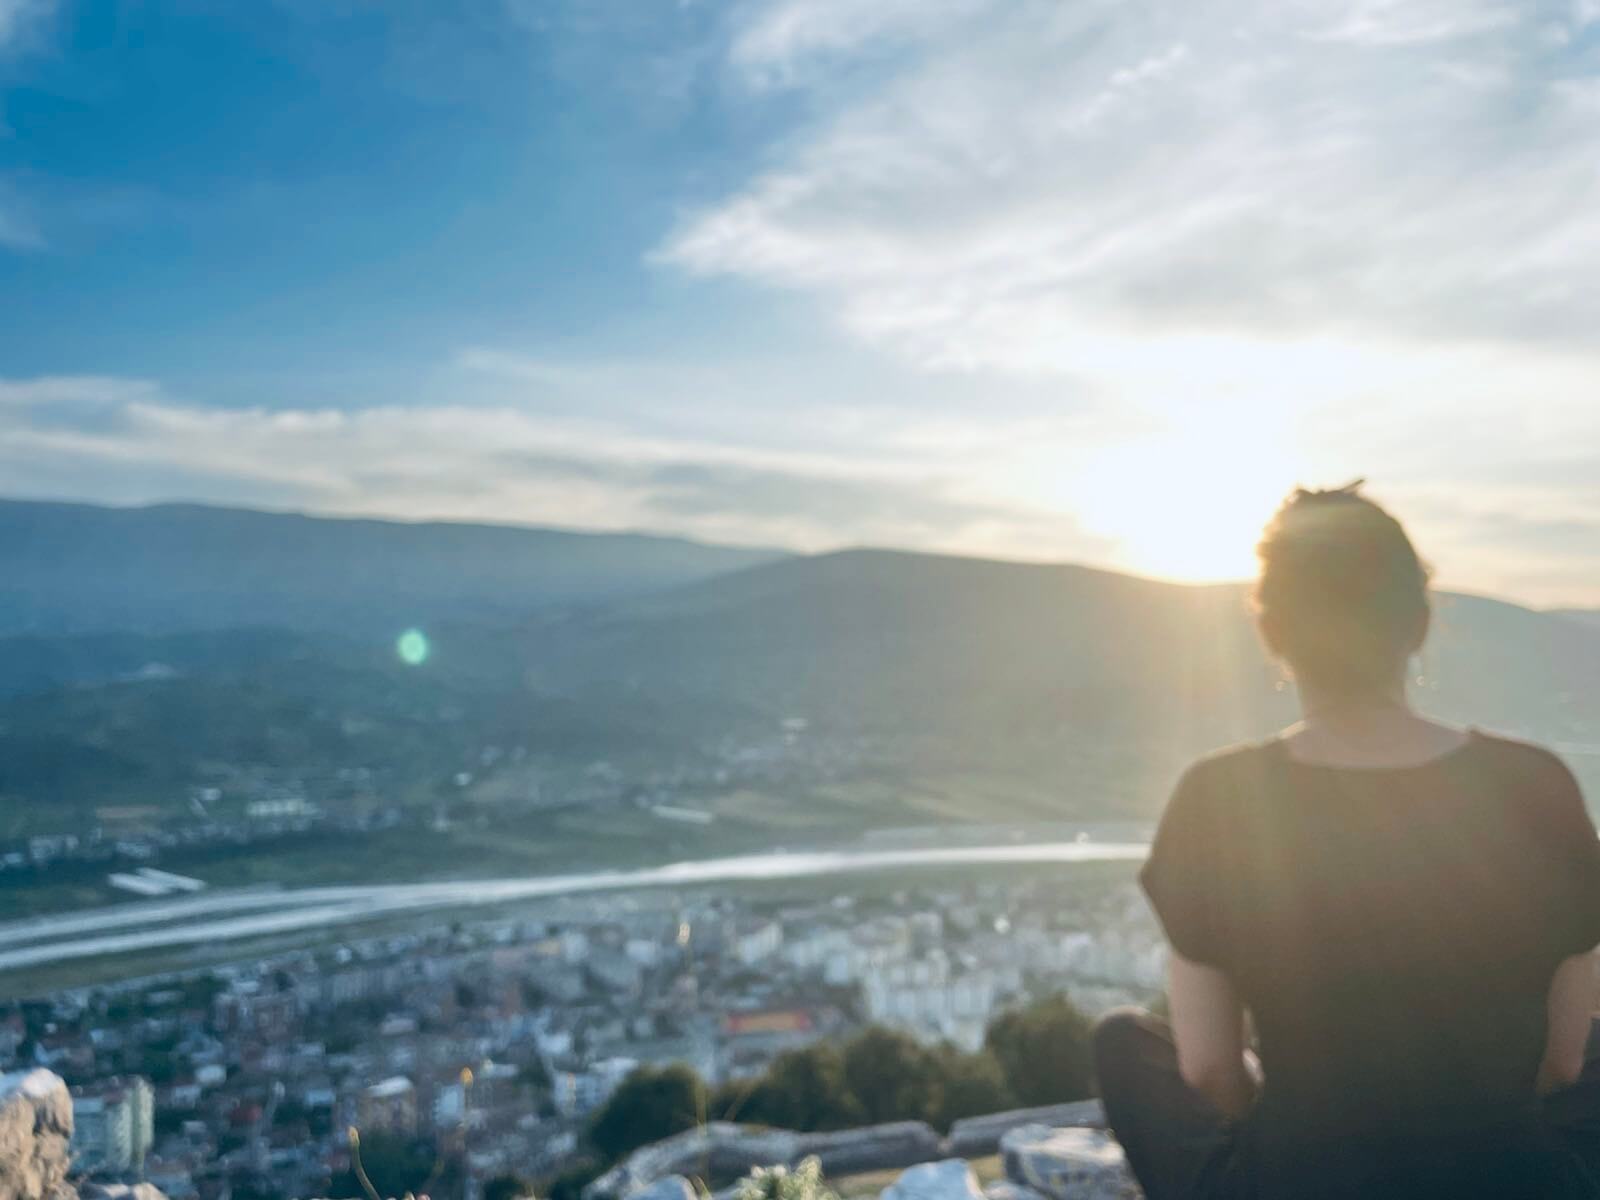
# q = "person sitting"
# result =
<box><xmin>1094</xmin><ymin>483</ymin><xmax>1600</xmax><ymax>1199</ymax></box>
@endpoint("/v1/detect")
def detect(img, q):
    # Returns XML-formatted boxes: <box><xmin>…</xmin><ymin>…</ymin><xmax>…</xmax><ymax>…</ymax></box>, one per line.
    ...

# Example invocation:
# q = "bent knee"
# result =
<box><xmin>1093</xmin><ymin>1006</ymin><xmax>1158</xmax><ymax>1062</ymax></box>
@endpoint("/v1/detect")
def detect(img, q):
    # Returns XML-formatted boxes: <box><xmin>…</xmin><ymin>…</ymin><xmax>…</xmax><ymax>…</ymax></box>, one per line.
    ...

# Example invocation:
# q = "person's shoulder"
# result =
<box><xmin>1465</xmin><ymin>728</ymin><xmax>1577</xmax><ymax>788</ymax></box>
<box><xmin>1180</xmin><ymin>738</ymin><xmax>1283</xmax><ymax>787</ymax></box>
<box><xmin>1169</xmin><ymin>739</ymin><xmax>1283</xmax><ymax>812</ymax></box>
<box><xmin>1465</xmin><ymin>730</ymin><xmax>1592</xmax><ymax>834</ymax></box>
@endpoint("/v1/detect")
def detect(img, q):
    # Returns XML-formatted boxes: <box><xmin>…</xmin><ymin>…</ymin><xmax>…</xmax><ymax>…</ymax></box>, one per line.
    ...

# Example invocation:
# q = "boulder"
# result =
<box><xmin>880</xmin><ymin>1160</ymin><xmax>983</xmax><ymax>1200</ymax></box>
<box><xmin>946</xmin><ymin>1102</ymin><xmax>1105</xmax><ymax>1158</ymax></box>
<box><xmin>795</xmin><ymin>1122</ymin><xmax>942</xmax><ymax>1178</ymax></box>
<box><xmin>584</xmin><ymin>1124</ymin><xmax>801</xmax><ymax>1200</ymax></box>
<box><xmin>981</xmin><ymin>1183</ymin><xmax>1049</xmax><ymax>1200</ymax></box>
<box><xmin>77</xmin><ymin>1187</ymin><xmax>169</xmax><ymax>1200</ymax></box>
<box><xmin>583</xmin><ymin>1121</ymin><xmax>945</xmax><ymax>1200</ymax></box>
<box><xmin>999</xmin><ymin>1125</ymin><xmax>1141</xmax><ymax>1200</ymax></box>
<box><xmin>0</xmin><ymin>1070</ymin><xmax>74</xmax><ymax>1200</ymax></box>
<box><xmin>628</xmin><ymin>1177</ymin><xmax>697</xmax><ymax>1200</ymax></box>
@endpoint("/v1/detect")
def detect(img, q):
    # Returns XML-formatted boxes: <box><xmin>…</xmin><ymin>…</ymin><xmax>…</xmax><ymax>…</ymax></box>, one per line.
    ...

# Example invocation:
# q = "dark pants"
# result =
<box><xmin>1092</xmin><ymin>1008</ymin><xmax>1600</xmax><ymax>1200</ymax></box>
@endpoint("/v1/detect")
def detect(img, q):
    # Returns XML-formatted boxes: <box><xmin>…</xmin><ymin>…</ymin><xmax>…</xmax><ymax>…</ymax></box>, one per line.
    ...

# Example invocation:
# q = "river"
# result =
<box><xmin>0</xmin><ymin>840</ymin><xmax>1149</xmax><ymax>973</ymax></box>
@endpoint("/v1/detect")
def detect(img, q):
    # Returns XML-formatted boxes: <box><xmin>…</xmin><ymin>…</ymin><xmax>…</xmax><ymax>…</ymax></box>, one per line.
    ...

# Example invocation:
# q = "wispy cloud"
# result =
<box><xmin>1306</xmin><ymin>0</ymin><xmax>1519</xmax><ymax>46</ymax></box>
<box><xmin>728</xmin><ymin>0</ymin><xmax>987</xmax><ymax>87</ymax></box>
<box><xmin>666</xmin><ymin>0</ymin><xmax>1600</xmax><ymax>369</ymax></box>
<box><xmin>641</xmin><ymin>0</ymin><xmax>1600</xmax><ymax>600</ymax></box>
<box><xmin>9</xmin><ymin>2</ymin><xmax>1600</xmax><ymax>606</ymax></box>
<box><xmin>0</xmin><ymin>373</ymin><xmax>1109</xmax><ymax>562</ymax></box>
<box><xmin>9</xmin><ymin>352</ymin><xmax>1600</xmax><ymax>604</ymax></box>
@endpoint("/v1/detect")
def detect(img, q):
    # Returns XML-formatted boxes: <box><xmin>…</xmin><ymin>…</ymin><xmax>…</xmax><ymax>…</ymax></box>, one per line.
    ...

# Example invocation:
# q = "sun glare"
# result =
<box><xmin>397</xmin><ymin>628</ymin><xmax>430</xmax><ymax>666</ymax></box>
<box><xmin>1072</xmin><ymin>424</ymin><xmax>1301</xmax><ymax>584</ymax></box>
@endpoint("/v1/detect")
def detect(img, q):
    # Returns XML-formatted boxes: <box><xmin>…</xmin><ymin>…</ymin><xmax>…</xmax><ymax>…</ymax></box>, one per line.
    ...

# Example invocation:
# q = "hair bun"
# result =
<box><xmin>1254</xmin><ymin>483</ymin><xmax>1428</xmax><ymax>695</ymax></box>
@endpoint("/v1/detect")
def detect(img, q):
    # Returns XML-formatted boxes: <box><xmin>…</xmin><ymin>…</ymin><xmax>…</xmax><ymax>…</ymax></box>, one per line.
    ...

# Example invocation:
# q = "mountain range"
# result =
<box><xmin>4</xmin><ymin>498</ymin><xmax>1600</xmax><ymax>842</ymax></box>
<box><xmin>0</xmin><ymin>497</ymin><xmax>780</xmax><ymax>636</ymax></box>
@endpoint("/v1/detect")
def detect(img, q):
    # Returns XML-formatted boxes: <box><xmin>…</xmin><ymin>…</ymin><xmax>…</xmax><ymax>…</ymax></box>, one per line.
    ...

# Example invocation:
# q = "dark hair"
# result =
<box><xmin>1253</xmin><ymin>481</ymin><xmax>1430</xmax><ymax>695</ymax></box>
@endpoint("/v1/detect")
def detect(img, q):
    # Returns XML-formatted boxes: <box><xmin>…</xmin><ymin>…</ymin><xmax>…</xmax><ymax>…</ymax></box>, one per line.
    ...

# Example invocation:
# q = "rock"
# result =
<box><xmin>982</xmin><ymin>1183</ymin><xmax>1049</xmax><ymax>1200</ymax></box>
<box><xmin>795</xmin><ymin>1122</ymin><xmax>942</xmax><ymax>1178</ymax></box>
<box><xmin>77</xmin><ymin>1187</ymin><xmax>169</xmax><ymax>1200</ymax></box>
<box><xmin>880</xmin><ymin>1160</ymin><xmax>983</xmax><ymax>1200</ymax></box>
<box><xmin>0</xmin><ymin>1070</ymin><xmax>75</xmax><ymax>1200</ymax></box>
<box><xmin>628</xmin><ymin>1177</ymin><xmax>697</xmax><ymax>1200</ymax></box>
<box><xmin>584</xmin><ymin>1124</ymin><xmax>800</xmax><ymax>1200</ymax></box>
<box><xmin>999</xmin><ymin>1125</ymin><xmax>1141</xmax><ymax>1200</ymax></box>
<box><xmin>583</xmin><ymin>1121</ymin><xmax>945</xmax><ymax>1200</ymax></box>
<box><xmin>946</xmin><ymin>1102</ymin><xmax>1106</xmax><ymax>1159</ymax></box>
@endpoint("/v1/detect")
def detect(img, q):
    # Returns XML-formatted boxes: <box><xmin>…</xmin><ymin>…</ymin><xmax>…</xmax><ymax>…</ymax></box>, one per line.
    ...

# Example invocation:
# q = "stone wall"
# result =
<box><xmin>582</xmin><ymin>1103</ymin><xmax>1110</xmax><ymax>1200</ymax></box>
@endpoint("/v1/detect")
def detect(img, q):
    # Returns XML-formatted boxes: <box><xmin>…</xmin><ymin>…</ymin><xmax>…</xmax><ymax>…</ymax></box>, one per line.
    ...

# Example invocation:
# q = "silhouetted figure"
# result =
<box><xmin>1095</xmin><ymin>484</ymin><xmax>1600</xmax><ymax>1199</ymax></box>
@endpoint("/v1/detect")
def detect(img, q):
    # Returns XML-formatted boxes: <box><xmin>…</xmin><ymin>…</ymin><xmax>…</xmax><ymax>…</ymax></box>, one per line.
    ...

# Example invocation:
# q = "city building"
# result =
<box><xmin>72</xmin><ymin>1076</ymin><xmax>154</xmax><ymax>1176</ymax></box>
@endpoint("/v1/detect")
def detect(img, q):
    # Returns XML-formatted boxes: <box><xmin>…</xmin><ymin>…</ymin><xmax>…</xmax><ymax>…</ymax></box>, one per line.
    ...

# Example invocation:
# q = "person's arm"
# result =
<box><xmin>1168</xmin><ymin>949</ymin><xmax>1257</xmax><ymax>1118</ymax></box>
<box><xmin>1538</xmin><ymin>948</ymin><xmax>1598</xmax><ymax>1095</ymax></box>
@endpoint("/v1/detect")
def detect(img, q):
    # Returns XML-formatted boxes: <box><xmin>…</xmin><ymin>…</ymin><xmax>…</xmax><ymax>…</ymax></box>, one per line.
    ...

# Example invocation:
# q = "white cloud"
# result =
<box><xmin>0</xmin><ymin>373</ymin><xmax>1108</xmax><ymax>562</ymax></box>
<box><xmin>1306</xmin><ymin>0</ymin><xmax>1519</xmax><ymax>46</ymax></box>
<box><xmin>11</xmin><ymin>349</ymin><xmax>1600</xmax><ymax>604</ymax></box>
<box><xmin>648</xmin><ymin>0</ymin><xmax>1600</xmax><ymax>601</ymax></box>
<box><xmin>728</xmin><ymin>0</ymin><xmax>987</xmax><ymax>86</ymax></box>
<box><xmin>0</xmin><ymin>375</ymin><xmax>160</xmax><ymax>406</ymax></box>
<box><xmin>666</xmin><ymin>0</ymin><xmax>1600</xmax><ymax>372</ymax></box>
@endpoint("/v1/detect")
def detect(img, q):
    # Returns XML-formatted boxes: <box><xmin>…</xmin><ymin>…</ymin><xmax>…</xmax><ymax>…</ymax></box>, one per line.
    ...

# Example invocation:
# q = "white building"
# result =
<box><xmin>552</xmin><ymin>1056</ymin><xmax>637</xmax><ymax>1116</ymax></box>
<box><xmin>730</xmin><ymin>920</ymin><xmax>783</xmax><ymax>966</ymax></box>
<box><xmin>72</xmin><ymin>1077</ymin><xmax>154</xmax><ymax>1175</ymax></box>
<box><xmin>861</xmin><ymin>953</ymin><xmax>999</xmax><ymax>1051</ymax></box>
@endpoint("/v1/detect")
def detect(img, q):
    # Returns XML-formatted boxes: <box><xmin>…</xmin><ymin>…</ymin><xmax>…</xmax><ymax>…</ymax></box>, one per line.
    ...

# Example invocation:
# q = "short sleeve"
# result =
<box><xmin>1140</xmin><ymin>761</ymin><xmax>1230</xmax><ymax>968</ymax></box>
<box><xmin>1531</xmin><ymin>754</ymin><xmax>1600</xmax><ymax>958</ymax></box>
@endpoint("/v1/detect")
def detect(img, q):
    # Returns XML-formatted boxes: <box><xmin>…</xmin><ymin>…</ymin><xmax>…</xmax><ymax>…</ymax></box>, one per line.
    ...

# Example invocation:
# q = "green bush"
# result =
<box><xmin>542</xmin><ymin>1158</ymin><xmax>603</xmax><ymax>1200</ymax></box>
<box><xmin>483</xmin><ymin>1173</ymin><xmax>536</xmax><ymax>1200</ymax></box>
<box><xmin>840</xmin><ymin>1026</ymin><xmax>942</xmax><ymax>1125</ymax></box>
<box><xmin>984</xmin><ymin>993</ymin><xmax>1094</xmax><ymax>1106</ymax></box>
<box><xmin>931</xmin><ymin>1045</ymin><xmax>1015</xmax><ymax>1130</ymax></box>
<box><xmin>718</xmin><ymin>1044</ymin><xmax>863</xmax><ymax>1131</ymax></box>
<box><xmin>584</xmin><ymin>995</ymin><xmax>1096</xmax><ymax>1172</ymax></box>
<box><xmin>587</xmin><ymin>1063</ymin><xmax>708</xmax><ymax>1163</ymax></box>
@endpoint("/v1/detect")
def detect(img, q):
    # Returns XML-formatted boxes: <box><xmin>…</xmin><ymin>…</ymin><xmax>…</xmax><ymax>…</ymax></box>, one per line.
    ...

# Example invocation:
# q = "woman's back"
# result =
<box><xmin>1141</xmin><ymin>728</ymin><xmax>1600</xmax><ymax>1193</ymax></box>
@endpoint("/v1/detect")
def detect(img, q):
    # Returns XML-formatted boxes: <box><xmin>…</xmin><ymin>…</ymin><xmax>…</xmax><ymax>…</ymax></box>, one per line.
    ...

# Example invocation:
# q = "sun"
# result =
<box><xmin>1071</xmin><ymin>424</ymin><xmax>1301</xmax><ymax>584</ymax></box>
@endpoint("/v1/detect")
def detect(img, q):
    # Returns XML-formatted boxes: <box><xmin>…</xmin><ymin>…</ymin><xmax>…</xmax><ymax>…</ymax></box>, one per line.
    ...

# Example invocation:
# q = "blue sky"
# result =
<box><xmin>3</xmin><ymin>0</ymin><xmax>1600</xmax><ymax>605</ymax></box>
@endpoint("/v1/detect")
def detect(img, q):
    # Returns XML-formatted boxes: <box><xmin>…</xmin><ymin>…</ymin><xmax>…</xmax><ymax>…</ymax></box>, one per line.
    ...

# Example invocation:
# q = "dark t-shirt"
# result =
<box><xmin>1141</xmin><ymin>729</ymin><xmax>1600</xmax><ymax>1197</ymax></box>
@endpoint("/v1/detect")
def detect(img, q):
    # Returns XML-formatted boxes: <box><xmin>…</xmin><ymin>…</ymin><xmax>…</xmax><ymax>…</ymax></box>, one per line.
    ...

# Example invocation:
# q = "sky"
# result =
<box><xmin>2</xmin><ymin>0</ymin><xmax>1600</xmax><ymax>607</ymax></box>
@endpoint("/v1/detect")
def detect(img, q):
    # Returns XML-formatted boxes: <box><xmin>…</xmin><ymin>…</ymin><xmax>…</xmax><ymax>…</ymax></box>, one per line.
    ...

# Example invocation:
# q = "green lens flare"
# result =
<box><xmin>397</xmin><ymin>629</ymin><xmax>429</xmax><ymax>666</ymax></box>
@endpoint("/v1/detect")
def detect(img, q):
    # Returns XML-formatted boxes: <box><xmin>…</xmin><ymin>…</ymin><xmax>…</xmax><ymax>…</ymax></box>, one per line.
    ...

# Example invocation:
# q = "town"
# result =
<box><xmin>0</xmin><ymin>869</ymin><xmax>1164</xmax><ymax>1200</ymax></box>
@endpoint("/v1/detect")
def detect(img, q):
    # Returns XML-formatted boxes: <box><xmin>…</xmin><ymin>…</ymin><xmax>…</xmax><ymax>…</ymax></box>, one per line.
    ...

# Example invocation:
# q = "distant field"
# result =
<box><xmin>2</xmin><ymin>767</ymin><xmax>1119</xmax><ymax>920</ymax></box>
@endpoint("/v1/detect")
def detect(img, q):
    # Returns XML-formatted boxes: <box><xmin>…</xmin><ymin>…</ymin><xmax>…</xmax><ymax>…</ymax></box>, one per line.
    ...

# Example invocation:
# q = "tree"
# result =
<box><xmin>484</xmin><ymin>1173</ymin><xmax>536</xmax><ymax>1200</ymax></box>
<box><xmin>931</xmin><ymin>1046</ymin><xmax>1014</xmax><ymax>1131</ymax></box>
<box><xmin>543</xmin><ymin>1159</ymin><xmax>602</xmax><ymax>1200</ymax></box>
<box><xmin>518</xmin><ymin>1057</ymin><xmax>552</xmax><ymax>1092</ymax></box>
<box><xmin>587</xmin><ymin>1063</ymin><xmax>707</xmax><ymax>1163</ymax></box>
<box><xmin>840</xmin><ymin>1026</ymin><xmax>942</xmax><ymax>1125</ymax></box>
<box><xmin>329</xmin><ymin>1131</ymin><xmax>453</xmax><ymax>1200</ymax></box>
<box><xmin>721</xmin><ymin>1044</ymin><xmax>863</xmax><ymax>1131</ymax></box>
<box><xmin>984</xmin><ymin>994</ymin><xmax>1094</xmax><ymax>1106</ymax></box>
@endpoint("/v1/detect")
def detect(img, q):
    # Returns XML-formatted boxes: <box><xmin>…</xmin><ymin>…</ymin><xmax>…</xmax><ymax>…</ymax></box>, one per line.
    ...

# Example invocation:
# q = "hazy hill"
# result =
<box><xmin>516</xmin><ymin>549</ymin><xmax>1600</xmax><ymax>777</ymax></box>
<box><xmin>1556</xmin><ymin>610</ymin><xmax>1600</xmax><ymax>631</ymax></box>
<box><xmin>0</xmin><ymin>497</ymin><xmax>781</xmax><ymax>636</ymax></box>
<box><xmin>6</xmin><ymin>544</ymin><xmax>1600</xmax><ymax>836</ymax></box>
